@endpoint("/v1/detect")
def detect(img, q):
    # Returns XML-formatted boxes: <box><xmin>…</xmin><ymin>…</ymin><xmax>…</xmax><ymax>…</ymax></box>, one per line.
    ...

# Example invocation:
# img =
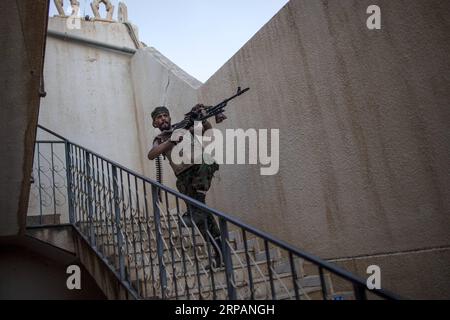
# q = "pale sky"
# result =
<box><xmin>49</xmin><ymin>0</ymin><xmax>289</xmax><ymax>82</ymax></box>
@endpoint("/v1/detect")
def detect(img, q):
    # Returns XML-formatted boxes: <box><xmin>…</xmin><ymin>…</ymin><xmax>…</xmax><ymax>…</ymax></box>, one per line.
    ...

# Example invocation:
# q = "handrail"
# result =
<box><xmin>35</xmin><ymin>125</ymin><xmax>401</xmax><ymax>300</ymax></box>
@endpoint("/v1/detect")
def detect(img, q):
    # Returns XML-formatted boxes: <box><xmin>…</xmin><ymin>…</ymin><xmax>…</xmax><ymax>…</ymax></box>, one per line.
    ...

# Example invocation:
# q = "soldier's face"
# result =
<box><xmin>153</xmin><ymin>112</ymin><xmax>171</xmax><ymax>131</ymax></box>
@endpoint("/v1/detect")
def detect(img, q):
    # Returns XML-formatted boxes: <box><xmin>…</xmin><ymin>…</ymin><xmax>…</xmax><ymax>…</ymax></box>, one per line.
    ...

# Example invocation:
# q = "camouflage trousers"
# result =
<box><xmin>176</xmin><ymin>162</ymin><xmax>220</xmax><ymax>241</ymax></box>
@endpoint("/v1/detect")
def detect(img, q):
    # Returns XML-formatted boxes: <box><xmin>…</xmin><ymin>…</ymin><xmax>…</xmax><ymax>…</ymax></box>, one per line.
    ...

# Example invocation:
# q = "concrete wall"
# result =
<box><xmin>0</xmin><ymin>0</ymin><xmax>49</xmax><ymax>236</ymax></box>
<box><xmin>0</xmin><ymin>236</ymin><xmax>106</xmax><ymax>299</ymax></box>
<box><xmin>27</xmin><ymin>226</ymin><xmax>75</xmax><ymax>253</ymax></box>
<box><xmin>39</xmin><ymin>17</ymin><xmax>143</xmax><ymax>172</ymax></box>
<box><xmin>73</xmin><ymin>230</ymin><xmax>135</xmax><ymax>300</ymax></box>
<box><xmin>197</xmin><ymin>0</ymin><xmax>450</xmax><ymax>298</ymax></box>
<box><xmin>331</xmin><ymin>247</ymin><xmax>450</xmax><ymax>300</ymax></box>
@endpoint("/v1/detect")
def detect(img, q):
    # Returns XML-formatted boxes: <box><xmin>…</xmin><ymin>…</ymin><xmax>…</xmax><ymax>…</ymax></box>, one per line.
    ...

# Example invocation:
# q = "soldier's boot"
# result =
<box><xmin>181</xmin><ymin>211</ymin><xmax>193</xmax><ymax>228</ymax></box>
<box><xmin>205</xmin><ymin>237</ymin><xmax>224</xmax><ymax>270</ymax></box>
<box><xmin>212</xmin><ymin>237</ymin><xmax>224</xmax><ymax>268</ymax></box>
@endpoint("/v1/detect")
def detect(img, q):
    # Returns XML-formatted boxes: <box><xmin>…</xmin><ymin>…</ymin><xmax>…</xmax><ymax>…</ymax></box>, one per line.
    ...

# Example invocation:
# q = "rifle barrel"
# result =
<box><xmin>172</xmin><ymin>87</ymin><xmax>250</xmax><ymax>129</ymax></box>
<box><xmin>208</xmin><ymin>87</ymin><xmax>250</xmax><ymax>110</ymax></box>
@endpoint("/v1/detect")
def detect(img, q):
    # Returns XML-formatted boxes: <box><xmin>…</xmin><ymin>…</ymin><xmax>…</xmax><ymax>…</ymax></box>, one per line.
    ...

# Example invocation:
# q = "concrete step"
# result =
<box><xmin>80</xmin><ymin>218</ymin><xmax>246</xmax><ymax>246</ymax></box>
<box><xmin>94</xmin><ymin>228</ymin><xmax>207</xmax><ymax>248</ymax></box>
<box><xmin>96</xmin><ymin>235</ymin><xmax>210</xmax><ymax>256</ymax></box>
<box><xmin>140</xmin><ymin>272</ymin><xmax>329</xmax><ymax>300</ymax></box>
<box><xmin>77</xmin><ymin>220</ymin><xmax>337</xmax><ymax>301</ymax></box>
<box><xmin>98</xmin><ymin>240</ymin><xmax>337</xmax><ymax>301</ymax></box>
<box><xmin>107</xmin><ymin>244</ymin><xmax>277</xmax><ymax>276</ymax></box>
<box><xmin>111</xmin><ymin>243</ymin><xmax>285</xmax><ymax>275</ymax></box>
<box><xmin>94</xmin><ymin>235</ymin><xmax>274</xmax><ymax>269</ymax></box>
<box><xmin>128</xmin><ymin>258</ymin><xmax>274</xmax><ymax>288</ymax></box>
<box><xmin>83</xmin><ymin>213</ymin><xmax>217</xmax><ymax>230</ymax></box>
<box><xmin>89</xmin><ymin>222</ymin><xmax>243</xmax><ymax>250</ymax></box>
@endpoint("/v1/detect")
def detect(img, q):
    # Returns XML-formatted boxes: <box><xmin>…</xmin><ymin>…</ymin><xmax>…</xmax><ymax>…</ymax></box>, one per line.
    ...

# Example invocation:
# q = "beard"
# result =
<box><xmin>160</xmin><ymin>122</ymin><xmax>171</xmax><ymax>131</ymax></box>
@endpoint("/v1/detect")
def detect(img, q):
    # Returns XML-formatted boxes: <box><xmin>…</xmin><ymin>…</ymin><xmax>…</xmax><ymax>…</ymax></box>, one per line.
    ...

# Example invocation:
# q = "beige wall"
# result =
<box><xmin>199</xmin><ymin>0</ymin><xmax>450</xmax><ymax>258</ymax></box>
<box><xmin>197</xmin><ymin>0</ymin><xmax>450</xmax><ymax>297</ymax></box>
<box><xmin>39</xmin><ymin>17</ymin><xmax>143</xmax><ymax>172</ymax></box>
<box><xmin>331</xmin><ymin>247</ymin><xmax>450</xmax><ymax>300</ymax></box>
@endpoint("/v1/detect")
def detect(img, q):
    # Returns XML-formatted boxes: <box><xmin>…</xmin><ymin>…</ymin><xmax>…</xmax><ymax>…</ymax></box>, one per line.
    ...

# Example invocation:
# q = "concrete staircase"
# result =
<box><xmin>30</xmin><ymin>126</ymin><xmax>399</xmax><ymax>301</ymax></box>
<box><xmin>82</xmin><ymin>208</ymin><xmax>355</xmax><ymax>300</ymax></box>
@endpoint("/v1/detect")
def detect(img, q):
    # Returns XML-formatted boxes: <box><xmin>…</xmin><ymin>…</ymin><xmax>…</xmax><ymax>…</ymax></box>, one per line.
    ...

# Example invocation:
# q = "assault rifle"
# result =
<box><xmin>169</xmin><ymin>87</ymin><xmax>250</xmax><ymax>132</ymax></box>
<box><xmin>154</xmin><ymin>87</ymin><xmax>249</xmax><ymax>188</ymax></box>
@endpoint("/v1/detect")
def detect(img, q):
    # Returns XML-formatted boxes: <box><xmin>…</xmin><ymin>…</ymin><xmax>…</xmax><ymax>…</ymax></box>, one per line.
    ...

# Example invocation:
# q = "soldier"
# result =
<box><xmin>148</xmin><ymin>105</ymin><xmax>227</xmax><ymax>268</ymax></box>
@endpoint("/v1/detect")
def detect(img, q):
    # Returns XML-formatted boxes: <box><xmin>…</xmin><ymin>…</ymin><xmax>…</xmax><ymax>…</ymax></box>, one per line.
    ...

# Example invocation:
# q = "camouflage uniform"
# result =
<box><xmin>153</xmin><ymin>133</ymin><xmax>221</xmax><ymax>241</ymax></box>
<box><xmin>176</xmin><ymin>162</ymin><xmax>220</xmax><ymax>241</ymax></box>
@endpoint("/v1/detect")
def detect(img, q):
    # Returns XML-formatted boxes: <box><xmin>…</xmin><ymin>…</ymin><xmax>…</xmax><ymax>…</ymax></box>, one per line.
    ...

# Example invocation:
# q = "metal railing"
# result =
<box><xmin>28</xmin><ymin>139</ymin><xmax>69</xmax><ymax>226</ymax></box>
<box><xmin>28</xmin><ymin>125</ymin><xmax>400</xmax><ymax>300</ymax></box>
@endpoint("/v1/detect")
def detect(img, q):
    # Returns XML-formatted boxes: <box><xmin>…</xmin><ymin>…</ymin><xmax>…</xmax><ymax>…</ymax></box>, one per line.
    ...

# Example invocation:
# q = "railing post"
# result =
<box><xmin>65</xmin><ymin>142</ymin><xmax>75</xmax><ymax>225</ymax></box>
<box><xmin>112</xmin><ymin>165</ymin><xmax>126</xmax><ymax>280</ymax></box>
<box><xmin>353</xmin><ymin>283</ymin><xmax>367</xmax><ymax>300</ymax></box>
<box><xmin>50</xmin><ymin>144</ymin><xmax>57</xmax><ymax>224</ymax></box>
<box><xmin>85</xmin><ymin>151</ymin><xmax>96</xmax><ymax>247</ymax></box>
<box><xmin>219</xmin><ymin>217</ymin><xmax>237</xmax><ymax>300</ymax></box>
<box><xmin>151</xmin><ymin>185</ymin><xmax>168</xmax><ymax>299</ymax></box>
<box><xmin>36</xmin><ymin>143</ymin><xmax>43</xmax><ymax>225</ymax></box>
<box><xmin>319</xmin><ymin>267</ymin><xmax>328</xmax><ymax>300</ymax></box>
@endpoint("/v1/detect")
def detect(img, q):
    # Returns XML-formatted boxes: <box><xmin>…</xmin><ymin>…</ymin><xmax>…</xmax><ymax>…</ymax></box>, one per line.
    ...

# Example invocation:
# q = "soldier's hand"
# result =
<box><xmin>191</xmin><ymin>104</ymin><xmax>207</xmax><ymax>119</ymax></box>
<box><xmin>215</xmin><ymin>113</ymin><xmax>227</xmax><ymax>124</ymax></box>
<box><xmin>191</xmin><ymin>103</ymin><xmax>205</xmax><ymax>112</ymax></box>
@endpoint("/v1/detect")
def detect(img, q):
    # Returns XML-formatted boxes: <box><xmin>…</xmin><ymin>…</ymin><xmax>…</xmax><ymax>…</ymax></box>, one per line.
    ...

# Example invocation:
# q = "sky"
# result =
<box><xmin>49</xmin><ymin>0</ymin><xmax>289</xmax><ymax>82</ymax></box>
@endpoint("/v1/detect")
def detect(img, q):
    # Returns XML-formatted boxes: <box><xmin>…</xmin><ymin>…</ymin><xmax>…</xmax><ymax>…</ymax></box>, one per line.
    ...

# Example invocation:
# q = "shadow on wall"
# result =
<box><xmin>0</xmin><ymin>236</ymin><xmax>106</xmax><ymax>300</ymax></box>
